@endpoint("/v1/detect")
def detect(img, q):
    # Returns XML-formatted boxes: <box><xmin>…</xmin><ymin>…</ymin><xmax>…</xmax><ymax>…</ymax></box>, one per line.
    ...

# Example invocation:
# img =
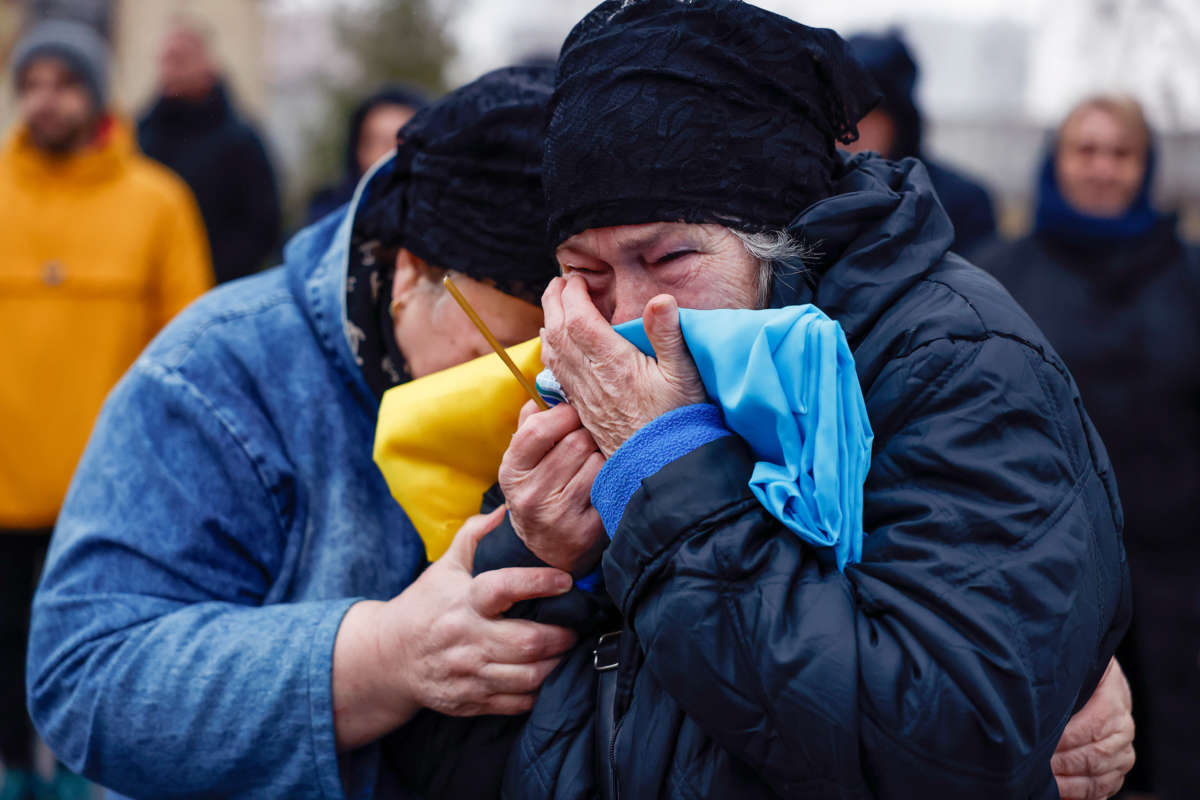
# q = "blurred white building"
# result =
<box><xmin>2</xmin><ymin>0</ymin><xmax>1197</xmax><ymax>235</ymax></box>
<box><xmin>1028</xmin><ymin>0</ymin><xmax>1200</xmax><ymax>132</ymax></box>
<box><xmin>451</xmin><ymin>0</ymin><xmax>1200</xmax><ymax>235</ymax></box>
<box><xmin>0</xmin><ymin>0</ymin><xmax>268</xmax><ymax>122</ymax></box>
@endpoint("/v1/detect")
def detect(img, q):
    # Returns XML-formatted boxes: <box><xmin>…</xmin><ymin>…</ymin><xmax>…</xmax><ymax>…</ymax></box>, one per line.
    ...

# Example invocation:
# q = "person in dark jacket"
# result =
<box><xmin>394</xmin><ymin>2</ymin><xmax>1132</xmax><ymax>798</ymax></box>
<box><xmin>305</xmin><ymin>85</ymin><xmax>430</xmax><ymax>225</ymax></box>
<box><xmin>976</xmin><ymin>94</ymin><xmax>1200</xmax><ymax>800</ymax></box>
<box><xmin>137</xmin><ymin>23</ymin><xmax>281</xmax><ymax>285</ymax></box>
<box><xmin>843</xmin><ymin>31</ymin><xmax>997</xmax><ymax>257</ymax></box>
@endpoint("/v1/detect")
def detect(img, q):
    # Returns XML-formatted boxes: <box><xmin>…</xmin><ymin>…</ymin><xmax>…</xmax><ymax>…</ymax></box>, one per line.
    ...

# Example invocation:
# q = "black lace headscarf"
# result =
<box><xmin>543</xmin><ymin>0</ymin><xmax>880</xmax><ymax>247</ymax></box>
<box><xmin>347</xmin><ymin>65</ymin><xmax>558</xmax><ymax>401</ymax></box>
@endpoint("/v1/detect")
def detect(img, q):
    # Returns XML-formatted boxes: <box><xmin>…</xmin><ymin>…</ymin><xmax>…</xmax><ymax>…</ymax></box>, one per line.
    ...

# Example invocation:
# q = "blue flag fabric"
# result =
<box><xmin>615</xmin><ymin>305</ymin><xmax>873</xmax><ymax>571</ymax></box>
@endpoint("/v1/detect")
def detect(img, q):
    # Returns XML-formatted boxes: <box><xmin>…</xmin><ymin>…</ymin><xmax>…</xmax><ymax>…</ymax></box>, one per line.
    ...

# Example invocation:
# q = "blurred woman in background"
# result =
<box><xmin>979</xmin><ymin>95</ymin><xmax>1200</xmax><ymax>800</ymax></box>
<box><xmin>305</xmin><ymin>84</ymin><xmax>429</xmax><ymax>224</ymax></box>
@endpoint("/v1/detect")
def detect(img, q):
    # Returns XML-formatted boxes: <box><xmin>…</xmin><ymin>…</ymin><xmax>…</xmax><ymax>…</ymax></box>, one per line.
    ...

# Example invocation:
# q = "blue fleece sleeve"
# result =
<box><xmin>574</xmin><ymin>570</ymin><xmax>602</xmax><ymax>592</ymax></box>
<box><xmin>591</xmin><ymin>403</ymin><xmax>731</xmax><ymax>536</ymax></box>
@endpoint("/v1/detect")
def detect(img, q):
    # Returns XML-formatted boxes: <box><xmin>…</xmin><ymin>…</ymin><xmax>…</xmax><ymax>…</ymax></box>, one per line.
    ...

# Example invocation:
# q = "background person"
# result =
<box><xmin>304</xmin><ymin>84</ymin><xmax>429</xmax><ymax>225</ymax></box>
<box><xmin>0</xmin><ymin>19</ymin><xmax>212</xmax><ymax>800</ymax></box>
<box><xmin>977</xmin><ymin>94</ymin><xmax>1200</xmax><ymax>800</ymax></box>
<box><xmin>27</xmin><ymin>66</ymin><xmax>573</xmax><ymax>800</ymax></box>
<box><xmin>137</xmin><ymin>21</ymin><xmax>281</xmax><ymax>285</ymax></box>
<box><xmin>844</xmin><ymin>30</ymin><xmax>998</xmax><ymax>257</ymax></box>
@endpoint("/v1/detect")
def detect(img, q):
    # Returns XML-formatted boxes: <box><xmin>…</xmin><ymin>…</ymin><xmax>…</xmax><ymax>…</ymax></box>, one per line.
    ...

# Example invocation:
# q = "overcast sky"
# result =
<box><xmin>269</xmin><ymin>0</ymin><xmax>1200</xmax><ymax>130</ymax></box>
<box><xmin>450</xmin><ymin>0</ymin><xmax>1041</xmax><ymax>81</ymax></box>
<box><xmin>273</xmin><ymin>0</ymin><xmax>1043</xmax><ymax>78</ymax></box>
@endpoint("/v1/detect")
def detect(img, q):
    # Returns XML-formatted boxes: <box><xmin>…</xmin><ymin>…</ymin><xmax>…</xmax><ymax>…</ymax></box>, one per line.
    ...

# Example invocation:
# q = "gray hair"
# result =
<box><xmin>730</xmin><ymin>228</ymin><xmax>814</xmax><ymax>307</ymax></box>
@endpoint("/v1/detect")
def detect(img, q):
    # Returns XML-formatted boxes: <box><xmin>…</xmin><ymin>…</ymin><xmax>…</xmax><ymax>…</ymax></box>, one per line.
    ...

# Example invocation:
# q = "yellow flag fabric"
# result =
<box><xmin>373</xmin><ymin>338</ymin><xmax>543</xmax><ymax>560</ymax></box>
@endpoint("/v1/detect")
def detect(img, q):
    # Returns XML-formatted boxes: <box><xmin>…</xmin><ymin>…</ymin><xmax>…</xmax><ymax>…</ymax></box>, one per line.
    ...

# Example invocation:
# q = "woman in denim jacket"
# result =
<box><xmin>25</xmin><ymin>66</ymin><xmax>577</xmax><ymax>800</ymax></box>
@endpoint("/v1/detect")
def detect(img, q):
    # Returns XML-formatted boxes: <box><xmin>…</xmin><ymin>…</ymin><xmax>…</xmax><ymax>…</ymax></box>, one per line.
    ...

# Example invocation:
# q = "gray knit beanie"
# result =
<box><xmin>10</xmin><ymin>19</ymin><xmax>109</xmax><ymax>108</ymax></box>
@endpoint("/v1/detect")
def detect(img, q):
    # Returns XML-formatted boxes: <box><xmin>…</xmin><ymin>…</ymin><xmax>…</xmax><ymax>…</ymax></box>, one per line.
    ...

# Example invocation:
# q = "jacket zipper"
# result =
<box><xmin>608</xmin><ymin>714</ymin><xmax>623</xmax><ymax>800</ymax></box>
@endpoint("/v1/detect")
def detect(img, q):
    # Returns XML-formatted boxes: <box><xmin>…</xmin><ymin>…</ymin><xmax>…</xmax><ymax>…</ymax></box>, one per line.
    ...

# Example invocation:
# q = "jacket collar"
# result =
<box><xmin>143</xmin><ymin>82</ymin><xmax>234</xmax><ymax>132</ymax></box>
<box><xmin>285</xmin><ymin>155</ymin><xmax>395</xmax><ymax>416</ymax></box>
<box><xmin>2</xmin><ymin>115</ymin><xmax>132</xmax><ymax>186</ymax></box>
<box><xmin>777</xmin><ymin>152</ymin><xmax>955</xmax><ymax>348</ymax></box>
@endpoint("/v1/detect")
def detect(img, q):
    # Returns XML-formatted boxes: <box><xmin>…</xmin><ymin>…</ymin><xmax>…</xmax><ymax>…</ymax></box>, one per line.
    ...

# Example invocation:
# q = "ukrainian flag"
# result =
<box><xmin>373</xmin><ymin>338</ymin><xmax>543</xmax><ymax>561</ymax></box>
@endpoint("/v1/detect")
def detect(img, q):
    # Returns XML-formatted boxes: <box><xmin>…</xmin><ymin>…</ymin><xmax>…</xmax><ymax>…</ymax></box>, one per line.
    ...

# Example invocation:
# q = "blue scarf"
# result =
<box><xmin>1034</xmin><ymin>145</ymin><xmax>1161</xmax><ymax>243</ymax></box>
<box><xmin>615</xmin><ymin>306</ymin><xmax>873</xmax><ymax>571</ymax></box>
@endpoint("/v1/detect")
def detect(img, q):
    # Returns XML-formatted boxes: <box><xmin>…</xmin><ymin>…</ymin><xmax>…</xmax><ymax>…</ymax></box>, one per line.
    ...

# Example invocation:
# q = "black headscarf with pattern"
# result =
<box><xmin>346</xmin><ymin>65</ymin><xmax>557</xmax><ymax>402</ymax></box>
<box><xmin>542</xmin><ymin>0</ymin><xmax>880</xmax><ymax>246</ymax></box>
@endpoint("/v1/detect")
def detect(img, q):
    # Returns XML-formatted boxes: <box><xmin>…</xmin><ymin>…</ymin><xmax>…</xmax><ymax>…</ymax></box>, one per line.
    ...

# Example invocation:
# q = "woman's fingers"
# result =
<box><xmin>478</xmin><ymin>656</ymin><xmax>566</xmax><ymax>694</ymax></box>
<box><xmin>503</xmin><ymin>403</ymin><xmax>585</xmax><ymax>473</ymax></box>
<box><xmin>541</xmin><ymin>276</ymin><xmax>566</xmax><ymax>332</ymax></box>
<box><xmin>441</xmin><ymin>506</ymin><xmax>509</xmax><ymax>572</ymax></box>
<box><xmin>558</xmin><ymin>274</ymin><xmax>630</xmax><ymax>363</ymax></box>
<box><xmin>642</xmin><ymin>294</ymin><xmax>705</xmax><ymax>402</ymax></box>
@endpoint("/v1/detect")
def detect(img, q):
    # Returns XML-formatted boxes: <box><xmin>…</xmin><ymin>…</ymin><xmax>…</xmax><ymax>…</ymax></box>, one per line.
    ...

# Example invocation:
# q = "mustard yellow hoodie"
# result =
<box><xmin>0</xmin><ymin>119</ymin><xmax>213</xmax><ymax>528</ymax></box>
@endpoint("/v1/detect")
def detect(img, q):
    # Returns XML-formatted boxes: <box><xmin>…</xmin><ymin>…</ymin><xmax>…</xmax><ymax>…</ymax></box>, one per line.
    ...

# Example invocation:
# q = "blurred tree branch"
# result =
<box><xmin>297</xmin><ymin>0</ymin><xmax>456</xmax><ymax>223</ymax></box>
<box><xmin>334</xmin><ymin>0</ymin><xmax>455</xmax><ymax>92</ymax></box>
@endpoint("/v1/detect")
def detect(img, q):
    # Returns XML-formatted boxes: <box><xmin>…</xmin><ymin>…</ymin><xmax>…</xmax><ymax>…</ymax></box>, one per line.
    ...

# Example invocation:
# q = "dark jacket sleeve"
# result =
<box><xmin>601</xmin><ymin>334</ymin><xmax>1130</xmax><ymax>798</ymax></box>
<box><xmin>473</xmin><ymin>485</ymin><xmax>618</xmax><ymax>632</ymax></box>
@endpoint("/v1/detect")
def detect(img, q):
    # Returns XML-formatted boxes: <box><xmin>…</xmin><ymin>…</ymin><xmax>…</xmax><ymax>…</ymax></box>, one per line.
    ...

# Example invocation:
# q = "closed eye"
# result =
<box><xmin>655</xmin><ymin>250</ymin><xmax>695</xmax><ymax>265</ymax></box>
<box><xmin>564</xmin><ymin>263</ymin><xmax>603</xmax><ymax>275</ymax></box>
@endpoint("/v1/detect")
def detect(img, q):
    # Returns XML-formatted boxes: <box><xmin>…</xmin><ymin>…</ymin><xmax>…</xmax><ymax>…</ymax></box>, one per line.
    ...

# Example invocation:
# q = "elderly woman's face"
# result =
<box><xmin>391</xmin><ymin>250</ymin><xmax>544</xmax><ymax>379</ymax></box>
<box><xmin>555</xmin><ymin>222</ymin><xmax>761</xmax><ymax>325</ymax></box>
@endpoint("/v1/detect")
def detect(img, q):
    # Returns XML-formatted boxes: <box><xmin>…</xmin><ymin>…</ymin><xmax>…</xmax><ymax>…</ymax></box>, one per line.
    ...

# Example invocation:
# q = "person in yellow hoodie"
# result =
<box><xmin>0</xmin><ymin>19</ymin><xmax>211</xmax><ymax>798</ymax></box>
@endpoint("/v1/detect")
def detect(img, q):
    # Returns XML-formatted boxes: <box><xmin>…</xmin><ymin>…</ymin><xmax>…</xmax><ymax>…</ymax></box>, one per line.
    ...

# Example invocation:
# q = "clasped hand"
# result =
<box><xmin>539</xmin><ymin>274</ymin><xmax>707</xmax><ymax>457</ymax></box>
<box><xmin>500</xmin><ymin>275</ymin><xmax>706</xmax><ymax>573</ymax></box>
<box><xmin>331</xmin><ymin>508</ymin><xmax>578</xmax><ymax>751</ymax></box>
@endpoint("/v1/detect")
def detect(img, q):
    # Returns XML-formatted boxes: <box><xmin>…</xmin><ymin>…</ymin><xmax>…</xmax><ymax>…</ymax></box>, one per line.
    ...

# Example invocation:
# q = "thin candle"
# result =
<box><xmin>443</xmin><ymin>274</ymin><xmax>550</xmax><ymax>411</ymax></box>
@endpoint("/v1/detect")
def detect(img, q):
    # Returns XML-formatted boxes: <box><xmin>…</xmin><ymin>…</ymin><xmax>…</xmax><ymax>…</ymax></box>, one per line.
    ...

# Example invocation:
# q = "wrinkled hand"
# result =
<box><xmin>385</xmin><ymin>508</ymin><xmax>580</xmax><ymax>715</ymax></box>
<box><xmin>332</xmin><ymin>508</ymin><xmax>579</xmax><ymax>751</ymax></box>
<box><xmin>540</xmin><ymin>275</ymin><xmax>706</xmax><ymax>457</ymax></box>
<box><xmin>500</xmin><ymin>399</ymin><xmax>607</xmax><ymax>574</ymax></box>
<box><xmin>1052</xmin><ymin>658</ymin><xmax>1136</xmax><ymax>800</ymax></box>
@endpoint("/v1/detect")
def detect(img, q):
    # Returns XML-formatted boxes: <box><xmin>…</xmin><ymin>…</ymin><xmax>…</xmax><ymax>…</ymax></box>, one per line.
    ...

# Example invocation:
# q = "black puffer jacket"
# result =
<box><xmin>386</xmin><ymin>155</ymin><xmax>1131</xmax><ymax>799</ymax></box>
<box><xmin>976</xmin><ymin>218</ymin><xmax>1200</xmax><ymax>559</ymax></box>
<box><xmin>138</xmin><ymin>83</ymin><xmax>281</xmax><ymax>285</ymax></box>
<box><xmin>976</xmin><ymin>216</ymin><xmax>1200</xmax><ymax>798</ymax></box>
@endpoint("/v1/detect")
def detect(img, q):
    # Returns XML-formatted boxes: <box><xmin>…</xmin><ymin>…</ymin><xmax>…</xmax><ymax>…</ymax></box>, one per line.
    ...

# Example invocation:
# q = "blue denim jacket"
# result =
<box><xmin>26</xmin><ymin>184</ymin><xmax>427</xmax><ymax>799</ymax></box>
